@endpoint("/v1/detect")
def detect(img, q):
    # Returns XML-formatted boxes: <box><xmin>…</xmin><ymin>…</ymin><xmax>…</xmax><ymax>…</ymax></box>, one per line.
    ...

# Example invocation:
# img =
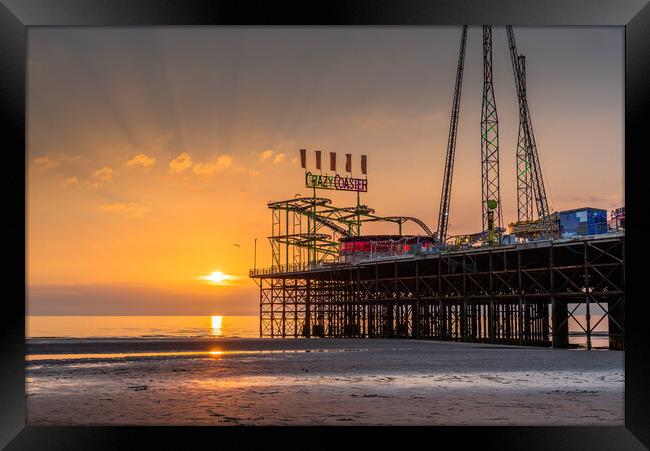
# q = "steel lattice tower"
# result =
<box><xmin>510</xmin><ymin>52</ymin><xmax>534</xmax><ymax>222</ymax></box>
<box><xmin>521</xmin><ymin>59</ymin><xmax>551</xmax><ymax>221</ymax></box>
<box><xmin>506</xmin><ymin>25</ymin><xmax>551</xmax><ymax>222</ymax></box>
<box><xmin>481</xmin><ymin>26</ymin><xmax>502</xmax><ymax>241</ymax></box>
<box><xmin>436</xmin><ymin>25</ymin><xmax>468</xmax><ymax>243</ymax></box>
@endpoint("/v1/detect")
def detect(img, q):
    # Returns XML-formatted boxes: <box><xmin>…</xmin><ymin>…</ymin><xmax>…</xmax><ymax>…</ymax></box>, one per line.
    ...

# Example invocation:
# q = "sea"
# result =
<box><xmin>26</xmin><ymin>314</ymin><xmax>609</xmax><ymax>348</ymax></box>
<box><xmin>27</xmin><ymin>315</ymin><xmax>260</xmax><ymax>339</ymax></box>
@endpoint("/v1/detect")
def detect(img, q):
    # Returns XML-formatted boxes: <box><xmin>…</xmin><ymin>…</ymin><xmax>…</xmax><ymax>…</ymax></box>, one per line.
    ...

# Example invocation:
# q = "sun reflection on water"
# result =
<box><xmin>211</xmin><ymin>315</ymin><xmax>223</xmax><ymax>337</ymax></box>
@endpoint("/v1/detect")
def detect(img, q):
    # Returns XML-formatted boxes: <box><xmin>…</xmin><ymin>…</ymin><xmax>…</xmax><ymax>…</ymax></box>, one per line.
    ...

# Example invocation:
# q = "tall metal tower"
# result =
<box><xmin>511</xmin><ymin>53</ymin><xmax>534</xmax><ymax>222</ymax></box>
<box><xmin>506</xmin><ymin>25</ymin><xmax>551</xmax><ymax>223</ymax></box>
<box><xmin>436</xmin><ymin>25</ymin><xmax>468</xmax><ymax>243</ymax></box>
<box><xmin>481</xmin><ymin>26</ymin><xmax>502</xmax><ymax>243</ymax></box>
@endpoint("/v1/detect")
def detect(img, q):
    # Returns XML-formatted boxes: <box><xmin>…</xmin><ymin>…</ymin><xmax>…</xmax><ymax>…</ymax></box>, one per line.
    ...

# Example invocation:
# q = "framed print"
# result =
<box><xmin>1</xmin><ymin>0</ymin><xmax>649</xmax><ymax>449</ymax></box>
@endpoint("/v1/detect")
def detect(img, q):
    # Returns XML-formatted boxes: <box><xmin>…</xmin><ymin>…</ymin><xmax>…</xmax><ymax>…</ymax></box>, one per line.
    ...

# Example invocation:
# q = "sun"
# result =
<box><xmin>199</xmin><ymin>271</ymin><xmax>237</xmax><ymax>286</ymax></box>
<box><xmin>206</xmin><ymin>271</ymin><xmax>227</xmax><ymax>283</ymax></box>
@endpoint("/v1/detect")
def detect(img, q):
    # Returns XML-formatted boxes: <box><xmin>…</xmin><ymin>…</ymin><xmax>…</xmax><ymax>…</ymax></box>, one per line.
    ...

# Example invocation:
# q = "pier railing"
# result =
<box><xmin>249</xmin><ymin>261</ymin><xmax>344</xmax><ymax>277</ymax></box>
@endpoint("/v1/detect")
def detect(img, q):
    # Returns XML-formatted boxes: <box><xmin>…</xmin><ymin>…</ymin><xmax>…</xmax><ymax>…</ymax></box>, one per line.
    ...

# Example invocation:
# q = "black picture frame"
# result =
<box><xmin>2</xmin><ymin>0</ymin><xmax>649</xmax><ymax>449</ymax></box>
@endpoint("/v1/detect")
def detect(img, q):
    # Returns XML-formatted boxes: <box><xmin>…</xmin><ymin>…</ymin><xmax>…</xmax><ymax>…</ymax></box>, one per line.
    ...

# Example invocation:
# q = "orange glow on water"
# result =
<box><xmin>211</xmin><ymin>316</ymin><xmax>223</xmax><ymax>337</ymax></box>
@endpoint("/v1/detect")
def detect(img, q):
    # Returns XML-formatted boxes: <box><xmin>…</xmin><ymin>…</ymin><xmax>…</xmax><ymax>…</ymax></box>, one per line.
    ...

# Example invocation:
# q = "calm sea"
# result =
<box><xmin>26</xmin><ymin>315</ymin><xmax>608</xmax><ymax>348</ymax></box>
<box><xmin>27</xmin><ymin>315</ymin><xmax>260</xmax><ymax>339</ymax></box>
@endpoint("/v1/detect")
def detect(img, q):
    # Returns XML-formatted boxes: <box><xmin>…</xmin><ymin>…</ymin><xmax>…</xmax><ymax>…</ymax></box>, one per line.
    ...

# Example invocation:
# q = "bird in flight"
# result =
<box><xmin>234</xmin><ymin>243</ymin><xmax>241</xmax><ymax>248</ymax></box>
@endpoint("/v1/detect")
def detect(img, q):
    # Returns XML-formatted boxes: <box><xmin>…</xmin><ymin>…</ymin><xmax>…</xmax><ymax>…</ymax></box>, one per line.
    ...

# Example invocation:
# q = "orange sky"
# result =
<box><xmin>27</xmin><ymin>27</ymin><xmax>623</xmax><ymax>315</ymax></box>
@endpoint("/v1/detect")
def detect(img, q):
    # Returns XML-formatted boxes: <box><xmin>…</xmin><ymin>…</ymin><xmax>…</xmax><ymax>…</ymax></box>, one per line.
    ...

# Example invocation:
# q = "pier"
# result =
<box><xmin>250</xmin><ymin>25</ymin><xmax>625</xmax><ymax>351</ymax></box>
<box><xmin>251</xmin><ymin>234</ymin><xmax>624</xmax><ymax>350</ymax></box>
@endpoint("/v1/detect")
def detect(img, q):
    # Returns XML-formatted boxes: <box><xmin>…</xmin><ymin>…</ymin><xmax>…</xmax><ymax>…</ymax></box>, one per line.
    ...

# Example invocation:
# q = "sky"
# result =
<box><xmin>27</xmin><ymin>26</ymin><xmax>624</xmax><ymax>315</ymax></box>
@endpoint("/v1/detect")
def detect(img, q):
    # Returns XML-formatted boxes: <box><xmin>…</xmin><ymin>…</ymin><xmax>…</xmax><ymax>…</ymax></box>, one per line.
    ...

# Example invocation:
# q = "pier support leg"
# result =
<box><xmin>488</xmin><ymin>300</ymin><xmax>496</xmax><ymax>343</ymax></box>
<box><xmin>259</xmin><ymin>282</ymin><xmax>263</xmax><ymax>338</ymax></box>
<box><xmin>386</xmin><ymin>302</ymin><xmax>394</xmax><ymax>338</ymax></box>
<box><xmin>412</xmin><ymin>301</ymin><xmax>420</xmax><ymax>338</ymax></box>
<box><xmin>540</xmin><ymin>301</ymin><xmax>550</xmax><ymax>346</ymax></box>
<box><xmin>303</xmin><ymin>279</ymin><xmax>311</xmax><ymax>337</ymax></box>
<box><xmin>460</xmin><ymin>301</ymin><xmax>467</xmax><ymax>340</ymax></box>
<box><xmin>551</xmin><ymin>297</ymin><xmax>569</xmax><ymax>348</ymax></box>
<box><xmin>281</xmin><ymin>278</ymin><xmax>287</xmax><ymax>338</ymax></box>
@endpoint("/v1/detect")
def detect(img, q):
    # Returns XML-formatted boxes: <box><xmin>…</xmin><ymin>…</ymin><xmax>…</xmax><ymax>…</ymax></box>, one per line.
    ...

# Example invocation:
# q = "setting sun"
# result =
<box><xmin>200</xmin><ymin>271</ymin><xmax>235</xmax><ymax>285</ymax></box>
<box><xmin>207</xmin><ymin>271</ymin><xmax>227</xmax><ymax>283</ymax></box>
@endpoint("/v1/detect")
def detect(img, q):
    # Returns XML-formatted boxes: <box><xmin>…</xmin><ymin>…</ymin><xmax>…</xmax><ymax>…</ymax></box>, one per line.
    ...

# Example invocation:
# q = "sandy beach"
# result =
<box><xmin>26</xmin><ymin>338</ymin><xmax>623</xmax><ymax>426</ymax></box>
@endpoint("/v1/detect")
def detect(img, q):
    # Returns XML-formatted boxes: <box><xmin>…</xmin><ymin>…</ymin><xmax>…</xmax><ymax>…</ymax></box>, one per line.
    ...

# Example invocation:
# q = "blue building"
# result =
<box><xmin>559</xmin><ymin>207</ymin><xmax>608</xmax><ymax>238</ymax></box>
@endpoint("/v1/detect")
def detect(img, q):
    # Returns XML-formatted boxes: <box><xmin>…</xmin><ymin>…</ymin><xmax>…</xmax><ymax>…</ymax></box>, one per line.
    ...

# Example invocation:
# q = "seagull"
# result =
<box><xmin>234</xmin><ymin>243</ymin><xmax>241</xmax><ymax>248</ymax></box>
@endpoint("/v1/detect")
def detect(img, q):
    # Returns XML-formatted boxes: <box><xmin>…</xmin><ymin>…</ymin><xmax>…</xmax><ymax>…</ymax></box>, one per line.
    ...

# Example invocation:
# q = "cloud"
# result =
<box><xmin>83</xmin><ymin>181</ymin><xmax>101</xmax><ymax>189</ymax></box>
<box><xmin>216</xmin><ymin>154</ymin><xmax>232</xmax><ymax>167</ymax></box>
<box><xmin>193</xmin><ymin>154</ymin><xmax>233</xmax><ymax>175</ymax></box>
<box><xmin>248</xmin><ymin>169</ymin><xmax>260</xmax><ymax>176</ymax></box>
<box><xmin>273</xmin><ymin>153</ymin><xmax>286</xmax><ymax>164</ymax></box>
<box><xmin>126</xmin><ymin>153</ymin><xmax>156</xmax><ymax>168</ymax></box>
<box><xmin>52</xmin><ymin>153</ymin><xmax>82</xmax><ymax>163</ymax></box>
<box><xmin>93</xmin><ymin>166</ymin><xmax>114</xmax><ymax>181</ymax></box>
<box><xmin>169</xmin><ymin>152</ymin><xmax>193</xmax><ymax>173</ymax></box>
<box><xmin>64</xmin><ymin>177</ymin><xmax>79</xmax><ymax>185</ymax></box>
<box><xmin>259</xmin><ymin>149</ymin><xmax>273</xmax><ymax>161</ymax></box>
<box><xmin>192</xmin><ymin>162</ymin><xmax>217</xmax><ymax>175</ymax></box>
<box><xmin>98</xmin><ymin>202</ymin><xmax>150</xmax><ymax>218</ymax></box>
<box><xmin>33</xmin><ymin>156</ymin><xmax>59</xmax><ymax>168</ymax></box>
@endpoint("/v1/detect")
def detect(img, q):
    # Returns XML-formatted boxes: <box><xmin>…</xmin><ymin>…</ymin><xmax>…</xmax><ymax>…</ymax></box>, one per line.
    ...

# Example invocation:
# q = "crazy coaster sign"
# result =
<box><xmin>300</xmin><ymin>149</ymin><xmax>368</xmax><ymax>192</ymax></box>
<box><xmin>305</xmin><ymin>172</ymin><xmax>368</xmax><ymax>192</ymax></box>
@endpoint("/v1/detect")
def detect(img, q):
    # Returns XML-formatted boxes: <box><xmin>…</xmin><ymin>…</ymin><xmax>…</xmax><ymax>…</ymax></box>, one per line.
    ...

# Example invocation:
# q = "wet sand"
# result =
<box><xmin>26</xmin><ymin>338</ymin><xmax>624</xmax><ymax>425</ymax></box>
